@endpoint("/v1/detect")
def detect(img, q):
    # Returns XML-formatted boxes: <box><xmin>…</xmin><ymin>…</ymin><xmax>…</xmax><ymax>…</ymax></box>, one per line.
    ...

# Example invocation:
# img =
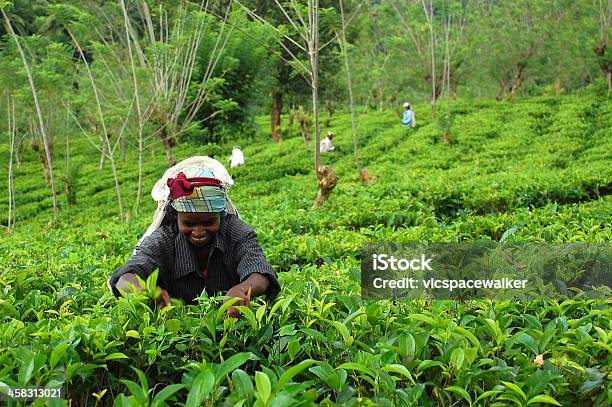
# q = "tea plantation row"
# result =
<box><xmin>0</xmin><ymin>95</ymin><xmax>610</xmax><ymax>406</ymax></box>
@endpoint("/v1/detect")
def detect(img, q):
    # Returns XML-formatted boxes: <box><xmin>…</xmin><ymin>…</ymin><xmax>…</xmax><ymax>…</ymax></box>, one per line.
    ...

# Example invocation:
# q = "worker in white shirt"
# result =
<box><xmin>229</xmin><ymin>146</ymin><xmax>245</xmax><ymax>168</ymax></box>
<box><xmin>320</xmin><ymin>131</ymin><xmax>336</xmax><ymax>153</ymax></box>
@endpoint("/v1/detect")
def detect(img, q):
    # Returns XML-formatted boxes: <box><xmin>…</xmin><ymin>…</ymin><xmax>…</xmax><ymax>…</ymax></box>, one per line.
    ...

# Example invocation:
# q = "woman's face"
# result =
<box><xmin>177</xmin><ymin>212</ymin><xmax>221</xmax><ymax>246</ymax></box>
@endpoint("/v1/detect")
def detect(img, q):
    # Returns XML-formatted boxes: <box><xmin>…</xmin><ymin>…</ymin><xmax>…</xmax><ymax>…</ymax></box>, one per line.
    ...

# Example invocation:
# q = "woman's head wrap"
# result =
<box><xmin>167</xmin><ymin>168</ymin><xmax>227</xmax><ymax>213</ymax></box>
<box><xmin>138</xmin><ymin>156</ymin><xmax>239</xmax><ymax>245</ymax></box>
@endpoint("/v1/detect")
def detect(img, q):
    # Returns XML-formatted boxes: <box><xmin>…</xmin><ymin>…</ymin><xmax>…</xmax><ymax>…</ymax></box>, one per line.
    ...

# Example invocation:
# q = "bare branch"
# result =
<box><xmin>320</xmin><ymin>0</ymin><xmax>366</xmax><ymax>51</ymax></box>
<box><xmin>274</xmin><ymin>0</ymin><xmax>309</xmax><ymax>44</ymax></box>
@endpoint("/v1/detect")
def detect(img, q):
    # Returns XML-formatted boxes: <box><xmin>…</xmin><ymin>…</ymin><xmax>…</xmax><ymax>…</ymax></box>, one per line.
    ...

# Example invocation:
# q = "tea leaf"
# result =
<box><xmin>235</xmin><ymin>305</ymin><xmax>258</xmax><ymax>330</ymax></box>
<box><xmin>151</xmin><ymin>384</ymin><xmax>185</xmax><ymax>407</ymax></box>
<box><xmin>501</xmin><ymin>381</ymin><xmax>527</xmax><ymax>401</ymax></box>
<box><xmin>445</xmin><ymin>385</ymin><xmax>472</xmax><ymax>406</ymax></box>
<box><xmin>105</xmin><ymin>352</ymin><xmax>129</xmax><ymax>361</ymax></box>
<box><xmin>336</xmin><ymin>362</ymin><xmax>376</xmax><ymax>379</ymax></box>
<box><xmin>507</xmin><ymin>332</ymin><xmax>539</xmax><ymax>356</ymax></box>
<box><xmin>215</xmin><ymin>353</ymin><xmax>256</xmax><ymax>384</ymax></box>
<box><xmin>186</xmin><ymin>369</ymin><xmax>215</xmax><ymax>407</ymax></box>
<box><xmin>120</xmin><ymin>379</ymin><xmax>146</xmax><ymax>405</ymax></box>
<box><xmin>526</xmin><ymin>395</ymin><xmax>562</xmax><ymax>405</ymax></box>
<box><xmin>232</xmin><ymin>369</ymin><xmax>253</xmax><ymax>399</ymax></box>
<box><xmin>50</xmin><ymin>343</ymin><xmax>70</xmax><ymax>368</ymax></box>
<box><xmin>417</xmin><ymin>360</ymin><xmax>444</xmax><ymax>373</ymax></box>
<box><xmin>18</xmin><ymin>358</ymin><xmax>34</xmax><ymax>385</ymax></box>
<box><xmin>125</xmin><ymin>330</ymin><xmax>140</xmax><ymax>339</ymax></box>
<box><xmin>450</xmin><ymin>348</ymin><xmax>465</xmax><ymax>370</ymax></box>
<box><xmin>255</xmin><ymin>371</ymin><xmax>272</xmax><ymax>404</ymax></box>
<box><xmin>278</xmin><ymin>359</ymin><xmax>317</xmax><ymax>388</ymax></box>
<box><xmin>381</xmin><ymin>364</ymin><xmax>415</xmax><ymax>384</ymax></box>
<box><xmin>330</xmin><ymin>320</ymin><xmax>353</xmax><ymax>346</ymax></box>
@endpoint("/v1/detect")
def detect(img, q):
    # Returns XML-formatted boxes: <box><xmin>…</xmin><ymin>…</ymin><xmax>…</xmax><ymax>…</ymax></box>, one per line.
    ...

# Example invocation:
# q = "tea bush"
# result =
<box><xmin>0</xmin><ymin>95</ymin><xmax>610</xmax><ymax>406</ymax></box>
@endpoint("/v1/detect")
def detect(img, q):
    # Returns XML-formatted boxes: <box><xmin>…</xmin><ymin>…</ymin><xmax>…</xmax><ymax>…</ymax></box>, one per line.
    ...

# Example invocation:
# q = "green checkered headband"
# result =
<box><xmin>136</xmin><ymin>157</ymin><xmax>239</xmax><ymax>246</ymax></box>
<box><xmin>167</xmin><ymin>167</ymin><xmax>227</xmax><ymax>213</ymax></box>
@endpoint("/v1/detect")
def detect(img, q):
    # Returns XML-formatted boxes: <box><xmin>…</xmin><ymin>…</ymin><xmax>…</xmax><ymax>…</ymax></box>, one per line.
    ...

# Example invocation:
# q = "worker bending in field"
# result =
<box><xmin>108</xmin><ymin>156</ymin><xmax>280</xmax><ymax>317</ymax></box>
<box><xmin>320</xmin><ymin>131</ymin><xmax>336</xmax><ymax>153</ymax></box>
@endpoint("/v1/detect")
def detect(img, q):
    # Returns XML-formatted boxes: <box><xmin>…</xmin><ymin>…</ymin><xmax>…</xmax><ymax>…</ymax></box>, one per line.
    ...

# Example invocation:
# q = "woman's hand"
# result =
<box><xmin>156</xmin><ymin>287</ymin><xmax>171</xmax><ymax>309</ymax></box>
<box><xmin>224</xmin><ymin>273</ymin><xmax>271</xmax><ymax>317</ymax></box>
<box><xmin>117</xmin><ymin>273</ymin><xmax>172</xmax><ymax>309</ymax></box>
<box><xmin>225</xmin><ymin>285</ymin><xmax>252</xmax><ymax>318</ymax></box>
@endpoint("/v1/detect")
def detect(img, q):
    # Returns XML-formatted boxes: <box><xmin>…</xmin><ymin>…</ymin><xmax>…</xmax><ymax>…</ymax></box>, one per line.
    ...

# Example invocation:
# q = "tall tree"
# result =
<box><xmin>1</xmin><ymin>4</ymin><xmax>59</xmax><ymax>218</ymax></box>
<box><xmin>239</xmin><ymin>0</ymin><xmax>340</xmax><ymax>206</ymax></box>
<box><xmin>88</xmin><ymin>0</ymin><xmax>235</xmax><ymax>167</ymax></box>
<box><xmin>337</xmin><ymin>0</ymin><xmax>369</xmax><ymax>182</ymax></box>
<box><xmin>390</xmin><ymin>0</ymin><xmax>469</xmax><ymax>114</ymax></box>
<box><xmin>6</xmin><ymin>95</ymin><xmax>16</xmax><ymax>231</ymax></box>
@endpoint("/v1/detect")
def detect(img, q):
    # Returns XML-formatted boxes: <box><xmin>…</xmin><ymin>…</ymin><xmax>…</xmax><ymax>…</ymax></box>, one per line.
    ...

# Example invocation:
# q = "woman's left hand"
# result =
<box><xmin>224</xmin><ymin>285</ymin><xmax>252</xmax><ymax>318</ymax></box>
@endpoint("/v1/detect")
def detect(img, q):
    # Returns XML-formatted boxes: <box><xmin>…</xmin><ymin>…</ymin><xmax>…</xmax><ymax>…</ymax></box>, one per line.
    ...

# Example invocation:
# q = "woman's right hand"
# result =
<box><xmin>156</xmin><ymin>287</ymin><xmax>171</xmax><ymax>309</ymax></box>
<box><xmin>117</xmin><ymin>273</ymin><xmax>171</xmax><ymax>309</ymax></box>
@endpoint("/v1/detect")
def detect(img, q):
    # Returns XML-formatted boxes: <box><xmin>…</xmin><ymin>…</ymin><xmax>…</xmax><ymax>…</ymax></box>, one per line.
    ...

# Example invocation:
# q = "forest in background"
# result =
<box><xmin>0</xmin><ymin>0</ymin><xmax>610</xmax><ymax>224</ymax></box>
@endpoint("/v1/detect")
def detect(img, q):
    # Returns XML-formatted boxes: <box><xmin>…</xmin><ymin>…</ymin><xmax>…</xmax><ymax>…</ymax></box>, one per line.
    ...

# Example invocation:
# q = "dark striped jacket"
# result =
<box><xmin>109</xmin><ymin>214</ymin><xmax>280</xmax><ymax>304</ymax></box>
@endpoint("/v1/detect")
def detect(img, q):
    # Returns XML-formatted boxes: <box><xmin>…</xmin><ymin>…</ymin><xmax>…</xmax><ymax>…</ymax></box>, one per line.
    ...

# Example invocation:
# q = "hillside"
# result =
<box><xmin>0</xmin><ymin>95</ymin><xmax>611</xmax><ymax>406</ymax></box>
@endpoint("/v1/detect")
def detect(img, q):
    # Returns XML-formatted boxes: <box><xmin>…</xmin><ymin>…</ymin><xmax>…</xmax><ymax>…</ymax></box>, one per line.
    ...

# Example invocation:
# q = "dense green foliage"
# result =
<box><xmin>0</xmin><ymin>95</ymin><xmax>610</xmax><ymax>405</ymax></box>
<box><xmin>1</xmin><ymin>0</ymin><xmax>610</xmax><ymax>143</ymax></box>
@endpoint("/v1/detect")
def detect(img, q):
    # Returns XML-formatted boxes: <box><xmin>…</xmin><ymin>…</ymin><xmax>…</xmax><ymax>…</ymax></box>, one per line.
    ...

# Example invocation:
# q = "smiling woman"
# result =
<box><xmin>178</xmin><ymin>212</ymin><xmax>221</xmax><ymax>246</ymax></box>
<box><xmin>108</xmin><ymin>156</ymin><xmax>280</xmax><ymax>316</ymax></box>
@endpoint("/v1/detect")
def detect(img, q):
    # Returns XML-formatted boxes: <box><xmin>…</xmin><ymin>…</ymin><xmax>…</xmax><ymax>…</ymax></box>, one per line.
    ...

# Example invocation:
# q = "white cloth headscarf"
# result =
<box><xmin>138</xmin><ymin>156</ymin><xmax>239</xmax><ymax>246</ymax></box>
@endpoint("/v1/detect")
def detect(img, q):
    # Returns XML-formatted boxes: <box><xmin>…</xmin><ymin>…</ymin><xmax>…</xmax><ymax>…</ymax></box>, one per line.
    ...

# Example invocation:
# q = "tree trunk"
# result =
<box><xmin>287</xmin><ymin>106</ymin><xmax>295</xmax><ymax>138</ymax></box>
<box><xmin>496</xmin><ymin>76</ymin><xmax>510</xmax><ymax>101</ymax></box>
<box><xmin>593</xmin><ymin>42</ymin><xmax>611</xmax><ymax>95</ymax></box>
<box><xmin>64</xmin><ymin>101</ymin><xmax>70</xmax><ymax>174</ymax></box>
<box><xmin>15</xmin><ymin>135</ymin><xmax>24</xmax><ymax>168</ymax></box>
<box><xmin>74</xmin><ymin>42</ymin><xmax>126</xmax><ymax>220</ymax></box>
<box><xmin>297</xmin><ymin>107</ymin><xmax>312</xmax><ymax>148</ymax></box>
<box><xmin>99</xmin><ymin>138</ymin><xmax>107</xmax><ymax>169</ymax></box>
<box><xmin>339</xmin><ymin>0</ymin><xmax>366</xmax><ymax>182</ymax></box>
<box><xmin>137</xmin><ymin>134</ymin><xmax>143</xmax><ymax>209</ymax></box>
<box><xmin>162</xmin><ymin>131</ymin><xmax>177</xmax><ymax>168</ymax></box>
<box><xmin>121</xmin><ymin>134</ymin><xmax>126</xmax><ymax>165</ymax></box>
<box><xmin>271</xmin><ymin>91</ymin><xmax>282</xmax><ymax>142</ymax></box>
<box><xmin>508</xmin><ymin>78</ymin><xmax>522</xmax><ymax>102</ymax></box>
<box><xmin>30</xmin><ymin>125</ymin><xmax>53</xmax><ymax>187</ymax></box>
<box><xmin>324</xmin><ymin>99</ymin><xmax>334</xmax><ymax>127</ymax></box>
<box><xmin>555</xmin><ymin>77</ymin><xmax>561</xmax><ymax>96</ymax></box>
<box><xmin>62</xmin><ymin>176</ymin><xmax>76</xmax><ymax>205</ymax></box>
<box><xmin>309</xmin><ymin>0</ymin><xmax>321</xmax><ymax>172</ymax></box>
<box><xmin>164</xmin><ymin>144</ymin><xmax>176</xmax><ymax>168</ymax></box>
<box><xmin>422</xmin><ymin>0</ymin><xmax>437</xmax><ymax>116</ymax></box>
<box><xmin>508</xmin><ymin>63</ymin><xmax>526</xmax><ymax>103</ymax></box>
<box><xmin>378</xmin><ymin>79</ymin><xmax>384</xmax><ymax>112</ymax></box>
<box><xmin>7</xmin><ymin>96</ymin><xmax>16</xmax><ymax>231</ymax></box>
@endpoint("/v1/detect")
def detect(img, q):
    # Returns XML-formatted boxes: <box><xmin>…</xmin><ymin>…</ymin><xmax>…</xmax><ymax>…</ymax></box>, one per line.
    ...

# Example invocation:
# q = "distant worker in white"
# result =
<box><xmin>320</xmin><ymin>131</ymin><xmax>336</xmax><ymax>153</ymax></box>
<box><xmin>229</xmin><ymin>146</ymin><xmax>245</xmax><ymax>168</ymax></box>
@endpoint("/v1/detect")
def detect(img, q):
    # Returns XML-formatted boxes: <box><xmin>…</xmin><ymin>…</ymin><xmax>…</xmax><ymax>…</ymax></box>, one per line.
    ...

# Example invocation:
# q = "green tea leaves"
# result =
<box><xmin>255</xmin><ymin>371</ymin><xmax>272</xmax><ymax>405</ymax></box>
<box><xmin>186</xmin><ymin>369</ymin><xmax>215</xmax><ymax>407</ymax></box>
